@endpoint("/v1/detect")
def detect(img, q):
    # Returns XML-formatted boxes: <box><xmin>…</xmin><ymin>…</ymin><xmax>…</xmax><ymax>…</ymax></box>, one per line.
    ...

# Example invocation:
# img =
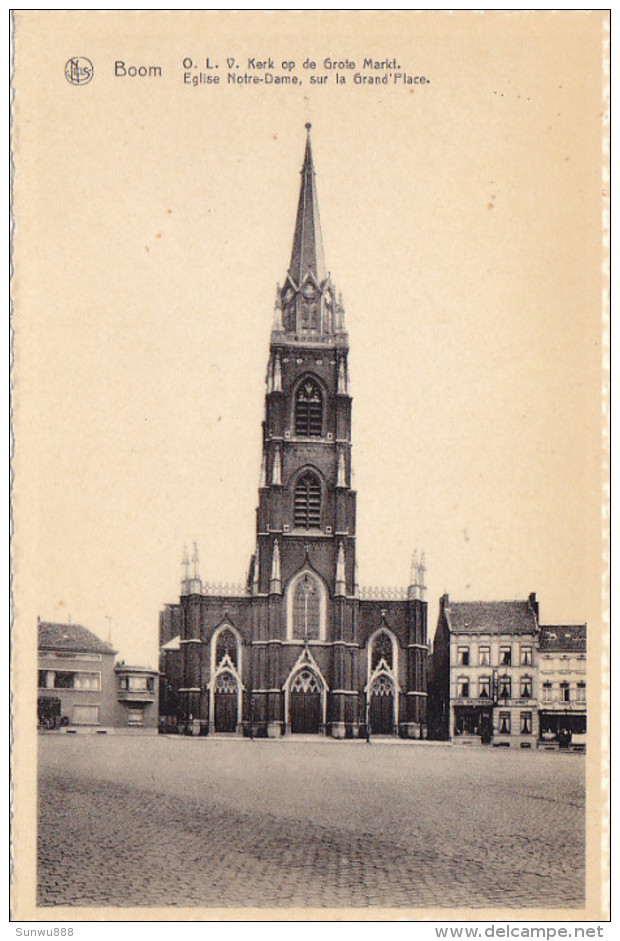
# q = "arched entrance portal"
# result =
<box><xmin>214</xmin><ymin>672</ymin><xmax>238</xmax><ymax>733</ymax></box>
<box><xmin>370</xmin><ymin>675</ymin><xmax>396</xmax><ymax>735</ymax></box>
<box><xmin>289</xmin><ymin>670</ymin><xmax>321</xmax><ymax>733</ymax></box>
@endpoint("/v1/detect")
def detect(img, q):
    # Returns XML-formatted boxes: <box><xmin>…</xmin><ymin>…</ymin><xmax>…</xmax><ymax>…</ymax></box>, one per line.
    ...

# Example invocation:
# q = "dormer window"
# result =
<box><xmin>295</xmin><ymin>379</ymin><xmax>323</xmax><ymax>437</ymax></box>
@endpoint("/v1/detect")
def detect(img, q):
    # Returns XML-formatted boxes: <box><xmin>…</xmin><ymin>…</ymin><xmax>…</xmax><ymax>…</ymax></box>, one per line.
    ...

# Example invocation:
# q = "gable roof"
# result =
<box><xmin>445</xmin><ymin>600</ymin><xmax>538</xmax><ymax>636</ymax></box>
<box><xmin>539</xmin><ymin>624</ymin><xmax>587</xmax><ymax>652</ymax></box>
<box><xmin>38</xmin><ymin>621</ymin><xmax>116</xmax><ymax>656</ymax></box>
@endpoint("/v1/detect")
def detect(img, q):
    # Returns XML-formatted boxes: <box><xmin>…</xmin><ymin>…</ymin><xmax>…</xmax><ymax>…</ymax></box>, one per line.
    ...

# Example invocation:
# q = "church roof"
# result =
<box><xmin>444</xmin><ymin>600</ymin><xmax>538</xmax><ymax>636</ymax></box>
<box><xmin>38</xmin><ymin>620</ymin><xmax>117</xmax><ymax>655</ymax></box>
<box><xmin>539</xmin><ymin>624</ymin><xmax>587</xmax><ymax>652</ymax></box>
<box><xmin>288</xmin><ymin>124</ymin><xmax>327</xmax><ymax>286</ymax></box>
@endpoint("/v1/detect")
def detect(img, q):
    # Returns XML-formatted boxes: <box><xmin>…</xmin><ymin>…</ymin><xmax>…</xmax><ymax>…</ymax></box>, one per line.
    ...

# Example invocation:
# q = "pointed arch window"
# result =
<box><xmin>371</xmin><ymin>632</ymin><xmax>394</xmax><ymax>670</ymax></box>
<box><xmin>295</xmin><ymin>379</ymin><xmax>323</xmax><ymax>437</ymax></box>
<box><xmin>216</xmin><ymin>629</ymin><xmax>238</xmax><ymax>668</ymax></box>
<box><xmin>294</xmin><ymin>472</ymin><xmax>321</xmax><ymax>529</ymax></box>
<box><xmin>292</xmin><ymin>573</ymin><xmax>320</xmax><ymax>641</ymax></box>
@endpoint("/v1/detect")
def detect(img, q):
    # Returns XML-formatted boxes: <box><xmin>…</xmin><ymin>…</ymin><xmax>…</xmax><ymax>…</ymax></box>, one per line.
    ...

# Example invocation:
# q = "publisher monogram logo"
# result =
<box><xmin>65</xmin><ymin>57</ymin><xmax>94</xmax><ymax>85</ymax></box>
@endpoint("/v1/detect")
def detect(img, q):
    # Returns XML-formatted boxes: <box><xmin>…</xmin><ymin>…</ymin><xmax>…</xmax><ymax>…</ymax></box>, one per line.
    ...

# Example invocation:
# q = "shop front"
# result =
<box><xmin>452</xmin><ymin>701</ymin><xmax>493</xmax><ymax>744</ymax></box>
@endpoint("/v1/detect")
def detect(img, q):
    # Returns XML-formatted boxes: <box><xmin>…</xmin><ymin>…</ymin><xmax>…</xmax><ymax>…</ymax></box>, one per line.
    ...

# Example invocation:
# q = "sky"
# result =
<box><xmin>15</xmin><ymin>11</ymin><xmax>605</xmax><ymax>666</ymax></box>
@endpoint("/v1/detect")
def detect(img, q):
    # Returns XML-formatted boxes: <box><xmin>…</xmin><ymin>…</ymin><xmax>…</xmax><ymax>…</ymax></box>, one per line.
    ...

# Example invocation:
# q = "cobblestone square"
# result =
<box><xmin>38</xmin><ymin>736</ymin><xmax>585</xmax><ymax>910</ymax></box>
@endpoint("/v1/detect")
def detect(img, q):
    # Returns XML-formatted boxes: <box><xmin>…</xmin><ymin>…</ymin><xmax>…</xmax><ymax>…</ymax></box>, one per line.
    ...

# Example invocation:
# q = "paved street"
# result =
<box><xmin>38</xmin><ymin>736</ymin><xmax>585</xmax><ymax>909</ymax></box>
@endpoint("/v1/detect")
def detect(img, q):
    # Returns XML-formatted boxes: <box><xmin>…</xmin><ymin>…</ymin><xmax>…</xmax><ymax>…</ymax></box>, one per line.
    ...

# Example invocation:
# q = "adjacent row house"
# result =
<box><xmin>429</xmin><ymin>595</ymin><xmax>587</xmax><ymax>748</ymax></box>
<box><xmin>538</xmin><ymin>624</ymin><xmax>587</xmax><ymax>743</ymax></box>
<box><xmin>37</xmin><ymin>620</ymin><xmax>159</xmax><ymax>732</ymax></box>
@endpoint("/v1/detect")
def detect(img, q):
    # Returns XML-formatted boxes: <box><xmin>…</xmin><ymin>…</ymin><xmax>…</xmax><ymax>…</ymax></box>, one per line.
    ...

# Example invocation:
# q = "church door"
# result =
<box><xmin>370</xmin><ymin>676</ymin><xmax>395</xmax><ymax>735</ymax></box>
<box><xmin>214</xmin><ymin>673</ymin><xmax>238</xmax><ymax>733</ymax></box>
<box><xmin>289</xmin><ymin>670</ymin><xmax>321</xmax><ymax>733</ymax></box>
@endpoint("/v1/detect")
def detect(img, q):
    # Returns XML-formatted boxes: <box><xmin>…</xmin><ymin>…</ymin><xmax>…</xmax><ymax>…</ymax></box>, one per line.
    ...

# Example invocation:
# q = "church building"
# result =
<box><xmin>159</xmin><ymin>126</ymin><xmax>428</xmax><ymax>738</ymax></box>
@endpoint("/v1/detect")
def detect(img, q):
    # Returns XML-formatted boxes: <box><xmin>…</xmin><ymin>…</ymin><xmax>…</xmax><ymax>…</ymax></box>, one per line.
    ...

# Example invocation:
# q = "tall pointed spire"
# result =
<box><xmin>288</xmin><ymin>124</ymin><xmax>327</xmax><ymax>286</ymax></box>
<box><xmin>279</xmin><ymin>126</ymin><xmax>343</xmax><ymax>337</ymax></box>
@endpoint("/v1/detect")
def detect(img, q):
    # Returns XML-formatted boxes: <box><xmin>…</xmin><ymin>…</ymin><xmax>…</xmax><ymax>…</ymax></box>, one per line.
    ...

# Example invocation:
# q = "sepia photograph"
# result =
<box><xmin>11</xmin><ymin>9</ymin><xmax>608</xmax><ymax>922</ymax></box>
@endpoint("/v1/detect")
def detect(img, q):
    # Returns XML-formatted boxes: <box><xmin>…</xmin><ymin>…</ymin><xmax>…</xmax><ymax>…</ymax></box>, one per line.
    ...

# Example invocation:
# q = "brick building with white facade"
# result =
<box><xmin>431</xmin><ymin>594</ymin><xmax>540</xmax><ymax>747</ymax></box>
<box><xmin>538</xmin><ymin>624</ymin><xmax>587</xmax><ymax>746</ymax></box>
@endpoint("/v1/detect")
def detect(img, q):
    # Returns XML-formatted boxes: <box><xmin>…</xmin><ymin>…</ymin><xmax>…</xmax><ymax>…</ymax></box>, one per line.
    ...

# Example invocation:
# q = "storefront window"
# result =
<box><xmin>454</xmin><ymin>710</ymin><xmax>480</xmax><ymax>736</ymax></box>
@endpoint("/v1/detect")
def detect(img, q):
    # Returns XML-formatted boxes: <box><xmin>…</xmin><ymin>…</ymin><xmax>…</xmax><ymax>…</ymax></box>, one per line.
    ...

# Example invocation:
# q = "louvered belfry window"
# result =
<box><xmin>295</xmin><ymin>379</ymin><xmax>323</xmax><ymax>437</ymax></box>
<box><xmin>294</xmin><ymin>472</ymin><xmax>321</xmax><ymax>529</ymax></box>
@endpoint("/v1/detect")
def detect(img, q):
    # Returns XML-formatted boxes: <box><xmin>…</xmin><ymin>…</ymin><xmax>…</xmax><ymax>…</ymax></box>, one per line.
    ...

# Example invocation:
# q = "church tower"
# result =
<box><xmin>168</xmin><ymin>126</ymin><xmax>428</xmax><ymax>740</ymax></box>
<box><xmin>250</xmin><ymin>124</ymin><xmax>357</xmax><ymax>737</ymax></box>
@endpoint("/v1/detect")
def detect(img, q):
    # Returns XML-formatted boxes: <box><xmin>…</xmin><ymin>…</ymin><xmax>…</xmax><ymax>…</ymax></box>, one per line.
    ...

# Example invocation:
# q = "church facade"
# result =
<box><xmin>159</xmin><ymin>126</ymin><xmax>428</xmax><ymax>738</ymax></box>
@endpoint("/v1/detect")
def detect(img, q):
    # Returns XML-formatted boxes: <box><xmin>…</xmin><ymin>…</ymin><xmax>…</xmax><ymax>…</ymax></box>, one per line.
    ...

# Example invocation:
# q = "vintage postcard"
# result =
<box><xmin>11</xmin><ymin>9</ymin><xmax>609</xmax><ymax>922</ymax></box>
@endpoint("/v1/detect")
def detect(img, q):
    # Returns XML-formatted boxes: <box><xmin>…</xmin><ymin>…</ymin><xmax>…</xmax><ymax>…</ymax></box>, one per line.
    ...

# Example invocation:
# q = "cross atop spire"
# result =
<box><xmin>288</xmin><ymin>123</ymin><xmax>327</xmax><ymax>286</ymax></box>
